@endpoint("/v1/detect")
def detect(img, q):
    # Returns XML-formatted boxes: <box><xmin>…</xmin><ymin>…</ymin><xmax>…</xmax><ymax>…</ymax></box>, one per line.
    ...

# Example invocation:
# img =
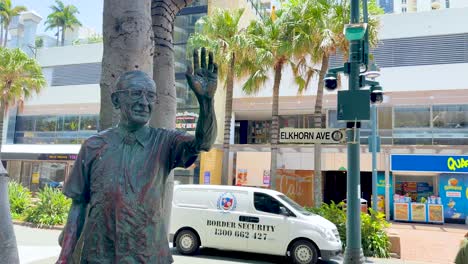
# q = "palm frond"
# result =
<box><xmin>241</xmin><ymin>69</ymin><xmax>268</xmax><ymax>96</ymax></box>
<box><xmin>0</xmin><ymin>48</ymin><xmax>46</xmax><ymax>108</ymax></box>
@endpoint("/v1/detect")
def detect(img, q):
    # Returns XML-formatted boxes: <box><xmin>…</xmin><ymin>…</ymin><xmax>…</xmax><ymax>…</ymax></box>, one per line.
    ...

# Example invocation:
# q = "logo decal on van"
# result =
<box><xmin>217</xmin><ymin>192</ymin><xmax>237</xmax><ymax>212</ymax></box>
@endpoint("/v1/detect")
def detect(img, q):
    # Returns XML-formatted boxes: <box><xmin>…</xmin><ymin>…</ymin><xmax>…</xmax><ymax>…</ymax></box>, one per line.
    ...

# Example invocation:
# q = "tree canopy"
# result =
<box><xmin>45</xmin><ymin>0</ymin><xmax>81</xmax><ymax>46</ymax></box>
<box><xmin>0</xmin><ymin>47</ymin><xmax>46</xmax><ymax>110</ymax></box>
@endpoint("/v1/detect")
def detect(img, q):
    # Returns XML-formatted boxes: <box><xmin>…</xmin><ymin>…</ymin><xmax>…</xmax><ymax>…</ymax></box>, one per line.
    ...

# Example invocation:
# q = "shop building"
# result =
<box><xmin>391</xmin><ymin>154</ymin><xmax>468</xmax><ymax>223</ymax></box>
<box><xmin>203</xmin><ymin>7</ymin><xmax>468</xmax><ymax>216</ymax></box>
<box><xmin>2</xmin><ymin>1</ymin><xmax>263</xmax><ymax>189</ymax></box>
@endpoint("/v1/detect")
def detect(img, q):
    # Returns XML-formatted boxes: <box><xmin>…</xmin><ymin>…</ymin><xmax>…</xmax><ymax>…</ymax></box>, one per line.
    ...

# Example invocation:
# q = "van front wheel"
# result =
<box><xmin>176</xmin><ymin>229</ymin><xmax>200</xmax><ymax>255</ymax></box>
<box><xmin>290</xmin><ymin>240</ymin><xmax>318</xmax><ymax>264</ymax></box>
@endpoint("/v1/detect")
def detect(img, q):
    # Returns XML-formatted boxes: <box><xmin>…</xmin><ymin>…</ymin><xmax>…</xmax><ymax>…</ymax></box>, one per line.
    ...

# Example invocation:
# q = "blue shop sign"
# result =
<box><xmin>391</xmin><ymin>155</ymin><xmax>468</xmax><ymax>173</ymax></box>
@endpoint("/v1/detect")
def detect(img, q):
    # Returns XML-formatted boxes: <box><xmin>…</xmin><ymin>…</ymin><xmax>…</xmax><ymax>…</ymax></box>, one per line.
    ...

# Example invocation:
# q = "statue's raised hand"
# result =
<box><xmin>186</xmin><ymin>47</ymin><xmax>218</xmax><ymax>99</ymax></box>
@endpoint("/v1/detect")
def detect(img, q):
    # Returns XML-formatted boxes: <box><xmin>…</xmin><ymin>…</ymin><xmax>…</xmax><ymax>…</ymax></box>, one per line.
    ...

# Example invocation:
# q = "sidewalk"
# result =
<box><xmin>386</xmin><ymin>221</ymin><xmax>466</xmax><ymax>264</ymax></box>
<box><xmin>367</xmin><ymin>258</ymin><xmax>427</xmax><ymax>264</ymax></box>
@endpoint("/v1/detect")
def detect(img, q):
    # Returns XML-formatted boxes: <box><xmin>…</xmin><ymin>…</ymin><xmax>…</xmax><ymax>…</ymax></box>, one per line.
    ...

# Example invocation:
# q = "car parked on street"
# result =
<box><xmin>169</xmin><ymin>185</ymin><xmax>342</xmax><ymax>264</ymax></box>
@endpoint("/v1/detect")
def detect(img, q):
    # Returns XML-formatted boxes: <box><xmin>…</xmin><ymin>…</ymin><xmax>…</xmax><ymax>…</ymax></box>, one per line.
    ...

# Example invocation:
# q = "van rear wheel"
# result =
<box><xmin>176</xmin><ymin>229</ymin><xmax>200</xmax><ymax>255</ymax></box>
<box><xmin>290</xmin><ymin>240</ymin><xmax>318</xmax><ymax>264</ymax></box>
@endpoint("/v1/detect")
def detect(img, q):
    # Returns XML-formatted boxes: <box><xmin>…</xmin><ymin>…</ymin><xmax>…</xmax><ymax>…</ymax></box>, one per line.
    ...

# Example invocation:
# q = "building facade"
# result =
<box><xmin>226</xmin><ymin>7</ymin><xmax>468</xmax><ymax>222</ymax></box>
<box><xmin>393</xmin><ymin>0</ymin><xmax>468</xmax><ymax>13</ymax></box>
<box><xmin>2</xmin><ymin>1</ymin><xmax>217</xmax><ymax>188</ymax></box>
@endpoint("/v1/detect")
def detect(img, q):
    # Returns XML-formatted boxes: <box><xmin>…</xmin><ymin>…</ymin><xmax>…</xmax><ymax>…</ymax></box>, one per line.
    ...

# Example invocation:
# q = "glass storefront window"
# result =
<box><xmin>176</xmin><ymin>77</ymin><xmax>199</xmax><ymax>109</ymax></box>
<box><xmin>36</xmin><ymin>116</ymin><xmax>57</xmax><ymax>132</ymax></box>
<box><xmin>279</xmin><ymin>115</ymin><xmax>323</xmax><ymax>128</ymax></box>
<box><xmin>394</xmin><ymin>107</ymin><xmax>430</xmax><ymax>128</ymax></box>
<box><xmin>248</xmin><ymin>120</ymin><xmax>271</xmax><ymax>144</ymax></box>
<box><xmin>174</xmin><ymin>13</ymin><xmax>205</xmax><ymax>45</ymax></box>
<box><xmin>64</xmin><ymin>116</ymin><xmax>79</xmax><ymax>131</ymax></box>
<box><xmin>187</xmin><ymin>0</ymin><xmax>207</xmax><ymax>7</ymax></box>
<box><xmin>174</xmin><ymin>10</ymin><xmax>206</xmax><ymax>113</ymax></box>
<box><xmin>39</xmin><ymin>162</ymin><xmax>66</xmax><ymax>189</ymax></box>
<box><xmin>328</xmin><ymin>110</ymin><xmax>370</xmax><ymax>129</ymax></box>
<box><xmin>15</xmin><ymin>114</ymin><xmax>99</xmax><ymax>144</ymax></box>
<box><xmin>80</xmin><ymin>115</ymin><xmax>98</xmax><ymax>131</ymax></box>
<box><xmin>15</xmin><ymin>116</ymin><xmax>35</xmax><ymax>131</ymax></box>
<box><xmin>328</xmin><ymin>110</ymin><xmax>346</xmax><ymax>128</ymax></box>
<box><xmin>432</xmin><ymin>104</ymin><xmax>468</xmax><ymax>129</ymax></box>
<box><xmin>378</xmin><ymin>106</ymin><xmax>393</xmax><ymax>129</ymax></box>
<box><xmin>280</xmin><ymin>116</ymin><xmax>298</xmax><ymax>128</ymax></box>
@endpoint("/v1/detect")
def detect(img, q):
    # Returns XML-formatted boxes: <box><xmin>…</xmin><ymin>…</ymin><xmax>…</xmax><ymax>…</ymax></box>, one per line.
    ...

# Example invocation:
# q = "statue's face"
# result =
<box><xmin>115</xmin><ymin>76</ymin><xmax>157</xmax><ymax>128</ymax></box>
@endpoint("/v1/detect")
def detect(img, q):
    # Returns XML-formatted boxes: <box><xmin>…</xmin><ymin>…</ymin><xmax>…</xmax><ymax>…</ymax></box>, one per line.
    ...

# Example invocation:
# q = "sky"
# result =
<box><xmin>12</xmin><ymin>0</ymin><xmax>103</xmax><ymax>36</ymax></box>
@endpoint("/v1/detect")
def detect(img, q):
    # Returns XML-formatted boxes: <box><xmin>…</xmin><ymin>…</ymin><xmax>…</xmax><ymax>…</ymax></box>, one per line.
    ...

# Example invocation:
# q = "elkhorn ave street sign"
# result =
<box><xmin>279</xmin><ymin>128</ymin><xmax>346</xmax><ymax>144</ymax></box>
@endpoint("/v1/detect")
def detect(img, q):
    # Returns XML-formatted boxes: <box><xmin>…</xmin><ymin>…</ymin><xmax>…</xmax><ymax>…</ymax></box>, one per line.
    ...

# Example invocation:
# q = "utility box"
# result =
<box><xmin>337</xmin><ymin>90</ymin><xmax>371</xmax><ymax>121</ymax></box>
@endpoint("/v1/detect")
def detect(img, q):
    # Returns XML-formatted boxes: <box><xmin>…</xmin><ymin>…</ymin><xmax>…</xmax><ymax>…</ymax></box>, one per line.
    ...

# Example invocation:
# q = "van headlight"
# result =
<box><xmin>317</xmin><ymin>227</ymin><xmax>336</xmax><ymax>242</ymax></box>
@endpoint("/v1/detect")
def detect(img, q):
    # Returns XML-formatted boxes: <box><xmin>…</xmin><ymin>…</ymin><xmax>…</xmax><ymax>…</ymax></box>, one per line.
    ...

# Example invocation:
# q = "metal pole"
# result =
<box><xmin>362</xmin><ymin>0</ymin><xmax>369</xmax><ymax>66</ymax></box>
<box><xmin>345</xmin><ymin>124</ymin><xmax>364</xmax><ymax>264</ymax></box>
<box><xmin>385</xmin><ymin>151</ymin><xmax>391</xmax><ymax>221</ymax></box>
<box><xmin>314</xmin><ymin>142</ymin><xmax>322</xmax><ymax>206</ymax></box>
<box><xmin>371</xmin><ymin>104</ymin><xmax>378</xmax><ymax>212</ymax></box>
<box><xmin>344</xmin><ymin>0</ymin><xmax>365</xmax><ymax>263</ymax></box>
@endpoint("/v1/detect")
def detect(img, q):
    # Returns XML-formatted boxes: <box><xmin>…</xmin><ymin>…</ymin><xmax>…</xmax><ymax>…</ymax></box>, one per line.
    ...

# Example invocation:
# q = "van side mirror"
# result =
<box><xmin>279</xmin><ymin>206</ymin><xmax>290</xmax><ymax>217</ymax></box>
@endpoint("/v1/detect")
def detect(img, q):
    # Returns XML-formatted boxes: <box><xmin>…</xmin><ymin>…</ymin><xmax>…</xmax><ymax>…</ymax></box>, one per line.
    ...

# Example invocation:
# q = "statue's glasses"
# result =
<box><xmin>114</xmin><ymin>89</ymin><xmax>157</xmax><ymax>102</ymax></box>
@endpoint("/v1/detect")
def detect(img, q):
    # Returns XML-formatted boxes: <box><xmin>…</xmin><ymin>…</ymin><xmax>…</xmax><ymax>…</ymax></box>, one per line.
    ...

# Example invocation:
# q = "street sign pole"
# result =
<box><xmin>371</xmin><ymin>103</ymin><xmax>378</xmax><ymax>212</ymax></box>
<box><xmin>325</xmin><ymin>1</ymin><xmax>383</xmax><ymax>262</ymax></box>
<box><xmin>344</xmin><ymin>0</ymin><xmax>365</xmax><ymax>263</ymax></box>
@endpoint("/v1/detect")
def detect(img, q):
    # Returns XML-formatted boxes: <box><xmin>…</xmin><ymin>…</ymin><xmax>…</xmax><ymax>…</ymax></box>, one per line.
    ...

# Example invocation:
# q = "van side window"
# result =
<box><xmin>254</xmin><ymin>192</ymin><xmax>281</xmax><ymax>214</ymax></box>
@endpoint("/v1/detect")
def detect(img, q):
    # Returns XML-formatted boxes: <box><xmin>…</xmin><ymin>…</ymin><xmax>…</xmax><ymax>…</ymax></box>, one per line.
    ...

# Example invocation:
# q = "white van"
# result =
<box><xmin>169</xmin><ymin>185</ymin><xmax>342</xmax><ymax>264</ymax></box>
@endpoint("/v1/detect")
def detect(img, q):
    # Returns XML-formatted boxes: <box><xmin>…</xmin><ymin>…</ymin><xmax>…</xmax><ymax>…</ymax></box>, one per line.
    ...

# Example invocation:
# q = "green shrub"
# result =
<box><xmin>8</xmin><ymin>181</ymin><xmax>32</xmax><ymax>220</ymax></box>
<box><xmin>25</xmin><ymin>186</ymin><xmax>71</xmax><ymax>227</ymax></box>
<box><xmin>307</xmin><ymin>201</ymin><xmax>347</xmax><ymax>248</ymax></box>
<box><xmin>362</xmin><ymin>209</ymin><xmax>391</xmax><ymax>258</ymax></box>
<box><xmin>307</xmin><ymin>203</ymin><xmax>391</xmax><ymax>258</ymax></box>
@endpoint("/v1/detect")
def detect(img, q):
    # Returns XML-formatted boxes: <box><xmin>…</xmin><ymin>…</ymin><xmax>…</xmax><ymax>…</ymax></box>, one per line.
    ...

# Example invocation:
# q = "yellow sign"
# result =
<box><xmin>447</xmin><ymin>157</ymin><xmax>468</xmax><ymax>171</ymax></box>
<box><xmin>31</xmin><ymin>172</ymin><xmax>40</xmax><ymax>184</ymax></box>
<box><xmin>428</xmin><ymin>204</ymin><xmax>443</xmax><ymax>223</ymax></box>
<box><xmin>199</xmin><ymin>148</ymin><xmax>223</xmax><ymax>185</ymax></box>
<box><xmin>394</xmin><ymin>203</ymin><xmax>409</xmax><ymax>221</ymax></box>
<box><xmin>411</xmin><ymin>203</ymin><xmax>426</xmax><ymax>222</ymax></box>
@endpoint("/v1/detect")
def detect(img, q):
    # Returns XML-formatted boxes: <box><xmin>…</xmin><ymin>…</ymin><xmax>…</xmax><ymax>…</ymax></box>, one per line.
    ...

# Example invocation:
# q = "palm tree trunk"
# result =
<box><xmin>3</xmin><ymin>26</ymin><xmax>9</xmax><ymax>47</ymax></box>
<box><xmin>0</xmin><ymin>102</ymin><xmax>20</xmax><ymax>263</ymax></box>
<box><xmin>313</xmin><ymin>54</ymin><xmax>329</xmax><ymax>207</ymax></box>
<box><xmin>56</xmin><ymin>27</ymin><xmax>60</xmax><ymax>47</ymax></box>
<box><xmin>270</xmin><ymin>62</ymin><xmax>283</xmax><ymax>190</ymax></box>
<box><xmin>100</xmin><ymin>0</ymin><xmax>154</xmax><ymax>131</ymax></box>
<box><xmin>0</xmin><ymin>21</ymin><xmax>4</xmax><ymax>47</ymax></box>
<box><xmin>61</xmin><ymin>26</ymin><xmax>65</xmax><ymax>46</ymax></box>
<box><xmin>221</xmin><ymin>53</ymin><xmax>235</xmax><ymax>185</ymax></box>
<box><xmin>150</xmin><ymin>0</ymin><xmax>193</xmax><ymax>235</ymax></box>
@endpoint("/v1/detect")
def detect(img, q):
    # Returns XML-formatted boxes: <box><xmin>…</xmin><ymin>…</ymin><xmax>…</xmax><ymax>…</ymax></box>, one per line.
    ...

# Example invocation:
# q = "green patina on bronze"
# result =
<box><xmin>57</xmin><ymin>48</ymin><xmax>218</xmax><ymax>264</ymax></box>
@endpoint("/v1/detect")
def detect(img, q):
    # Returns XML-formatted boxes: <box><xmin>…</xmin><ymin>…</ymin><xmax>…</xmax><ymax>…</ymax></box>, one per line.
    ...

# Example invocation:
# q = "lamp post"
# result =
<box><xmin>323</xmin><ymin>1</ymin><xmax>384</xmax><ymax>263</ymax></box>
<box><xmin>365</xmin><ymin>63</ymin><xmax>381</xmax><ymax>212</ymax></box>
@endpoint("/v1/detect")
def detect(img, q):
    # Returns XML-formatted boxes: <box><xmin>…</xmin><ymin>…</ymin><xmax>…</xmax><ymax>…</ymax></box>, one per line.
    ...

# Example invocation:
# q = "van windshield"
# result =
<box><xmin>277</xmin><ymin>195</ymin><xmax>313</xmax><ymax>216</ymax></box>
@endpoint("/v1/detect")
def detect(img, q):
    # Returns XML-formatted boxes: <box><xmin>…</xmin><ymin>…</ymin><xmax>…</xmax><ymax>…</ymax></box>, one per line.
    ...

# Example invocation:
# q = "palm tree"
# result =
<box><xmin>45</xmin><ymin>0</ymin><xmax>81</xmax><ymax>46</ymax></box>
<box><xmin>0</xmin><ymin>47</ymin><xmax>46</xmax><ymax>263</ymax></box>
<box><xmin>150</xmin><ymin>0</ymin><xmax>195</xmax><ymax>235</ymax></box>
<box><xmin>241</xmin><ymin>11</ymin><xmax>298</xmax><ymax>190</ymax></box>
<box><xmin>100</xmin><ymin>0</ymin><xmax>155</xmax><ymax>130</ymax></box>
<box><xmin>188</xmin><ymin>8</ymin><xmax>250</xmax><ymax>185</ymax></box>
<box><xmin>44</xmin><ymin>10</ymin><xmax>60</xmax><ymax>46</ymax></box>
<box><xmin>287</xmin><ymin>0</ymin><xmax>383</xmax><ymax>206</ymax></box>
<box><xmin>0</xmin><ymin>0</ymin><xmax>27</xmax><ymax>47</ymax></box>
